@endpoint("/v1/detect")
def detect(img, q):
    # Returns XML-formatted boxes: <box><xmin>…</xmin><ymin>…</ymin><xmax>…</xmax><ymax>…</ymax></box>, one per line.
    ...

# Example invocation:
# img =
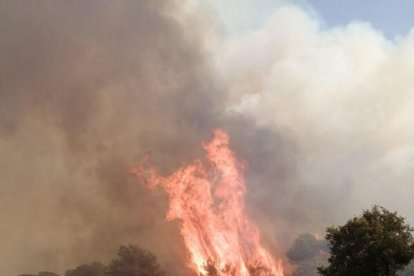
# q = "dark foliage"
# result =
<box><xmin>201</xmin><ymin>259</ymin><xmax>236</xmax><ymax>276</ymax></box>
<box><xmin>201</xmin><ymin>258</ymin><xmax>275</xmax><ymax>276</ymax></box>
<box><xmin>107</xmin><ymin>245</ymin><xmax>165</xmax><ymax>276</ymax></box>
<box><xmin>318</xmin><ymin>206</ymin><xmax>414</xmax><ymax>276</ymax></box>
<box><xmin>65</xmin><ymin>262</ymin><xmax>107</xmax><ymax>276</ymax></box>
<box><xmin>19</xmin><ymin>272</ymin><xmax>58</xmax><ymax>276</ymax></box>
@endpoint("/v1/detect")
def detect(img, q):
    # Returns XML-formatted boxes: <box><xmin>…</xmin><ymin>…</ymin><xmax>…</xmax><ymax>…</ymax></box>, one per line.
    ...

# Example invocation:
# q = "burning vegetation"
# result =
<box><xmin>130</xmin><ymin>129</ymin><xmax>285</xmax><ymax>276</ymax></box>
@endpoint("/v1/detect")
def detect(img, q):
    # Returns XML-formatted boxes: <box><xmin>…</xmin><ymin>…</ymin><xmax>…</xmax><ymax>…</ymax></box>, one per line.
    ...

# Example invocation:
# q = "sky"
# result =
<box><xmin>306</xmin><ymin>0</ymin><xmax>414</xmax><ymax>39</ymax></box>
<box><xmin>2</xmin><ymin>1</ymin><xmax>414</xmax><ymax>275</ymax></box>
<box><xmin>207</xmin><ymin>0</ymin><xmax>414</xmax><ymax>39</ymax></box>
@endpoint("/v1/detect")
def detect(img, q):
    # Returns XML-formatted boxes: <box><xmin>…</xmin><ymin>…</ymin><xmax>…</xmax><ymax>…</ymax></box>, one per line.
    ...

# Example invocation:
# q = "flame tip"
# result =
<box><xmin>132</xmin><ymin>130</ymin><xmax>284</xmax><ymax>275</ymax></box>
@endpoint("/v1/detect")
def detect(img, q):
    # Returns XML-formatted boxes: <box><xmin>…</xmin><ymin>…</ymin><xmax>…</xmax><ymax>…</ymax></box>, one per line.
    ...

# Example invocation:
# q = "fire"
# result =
<box><xmin>130</xmin><ymin>129</ymin><xmax>284</xmax><ymax>276</ymax></box>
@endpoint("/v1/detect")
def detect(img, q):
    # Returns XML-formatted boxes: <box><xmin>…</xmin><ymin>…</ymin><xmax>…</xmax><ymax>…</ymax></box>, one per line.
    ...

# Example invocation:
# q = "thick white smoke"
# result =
<box><xmin>214</xmin><ymin>4</ymin><xmax>414</xmax><ymax>243</ymax></box>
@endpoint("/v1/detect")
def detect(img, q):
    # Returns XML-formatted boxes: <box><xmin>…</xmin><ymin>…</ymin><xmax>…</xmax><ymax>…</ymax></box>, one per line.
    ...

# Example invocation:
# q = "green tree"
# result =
<box><xmin>107</xmin><ymin>245</ymin><xmax>165</xmax><ymax>276</ymax></box>
<box><xmin>318</xmin><ymin>206</ymin><xmax>414</xmax><ymax>276</ymax></box>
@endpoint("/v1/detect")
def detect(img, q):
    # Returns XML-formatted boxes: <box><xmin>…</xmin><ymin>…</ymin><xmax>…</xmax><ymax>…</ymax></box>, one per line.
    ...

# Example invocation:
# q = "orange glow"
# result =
<box><xmin>130</xmin><ymin>129</ymin><xmax>284</xmax><ymax>276</ymax></box>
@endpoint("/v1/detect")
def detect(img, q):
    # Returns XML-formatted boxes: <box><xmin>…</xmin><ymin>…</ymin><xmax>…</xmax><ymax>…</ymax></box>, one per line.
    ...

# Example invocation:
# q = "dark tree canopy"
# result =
<box><xmin>107</xmin><ymin>245</ymin><xmax>165</xmax><ymax>276</ymax></box>
<box><xmin>19</xmin><ymin>273</ymin><xmax>59</xmax><ymax>276</ymax></box>
<box><xmin>318</xmin><ymin>206</ymin><xmax>414</xmax><ymax>276</ymax></box>
<box><xmin>201</xmin><ymin>258</ymin><xmax>273</xmax><ymax>276</ymax></box>
<box><xmin>202</xmin><ymin>259</ymin><xmax>229</xmax><ymax>276</ymax></box>
<box><xmin>65</xmin><ymin>262</ymin><xmax>107</xmax><ymax>276</ymax></box>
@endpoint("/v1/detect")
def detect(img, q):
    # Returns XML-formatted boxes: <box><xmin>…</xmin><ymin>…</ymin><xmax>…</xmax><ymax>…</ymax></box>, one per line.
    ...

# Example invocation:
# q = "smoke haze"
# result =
<box><xmin>1</xmin><ymin>1</ymin><xmax>414</xmax><ymax>275</ymax></box>
<box><xmin>217</xmin><ymin>4</ymin><xmax>414</xmax><ymax>241</ymax></box>
<box><xmin>0</xmin><ymin>1</ymin><xmax>222</xmax><ymax>274</ymax></box>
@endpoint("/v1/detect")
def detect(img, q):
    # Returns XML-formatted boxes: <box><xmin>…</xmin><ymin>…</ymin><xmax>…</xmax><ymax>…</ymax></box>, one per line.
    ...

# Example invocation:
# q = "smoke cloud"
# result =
<box><xmin>216</xmin><ymin>3</ymin><xmax>414</xmax><ymax>249</ymax></box>
<box><xmin>1</xmin><ymin>1</ymin><xmax>414</xmax><ymax>275</ymax></box>
<box><xmin>0</xmin><ymin>1</ymin><xmax>224</xmax><ymax>274</ymax></box>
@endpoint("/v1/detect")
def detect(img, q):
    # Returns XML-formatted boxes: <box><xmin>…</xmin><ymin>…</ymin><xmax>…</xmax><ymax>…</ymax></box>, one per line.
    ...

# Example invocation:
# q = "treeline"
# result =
<box><xmin>19</xmin><ymin>245</ymin><xmax>165</xmax><ymax>276</ymax></box>
<box><xmin>20</xmin><ymin>206</ymin><xmax>414</xmax><ymax>276</ymax></box>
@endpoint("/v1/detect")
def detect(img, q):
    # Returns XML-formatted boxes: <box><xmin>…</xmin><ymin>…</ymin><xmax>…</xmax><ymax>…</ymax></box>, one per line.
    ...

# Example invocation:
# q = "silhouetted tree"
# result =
<box><xmin>202</xmin><ymin>259</ymin><xmax>221</xmax><ymax>276</ymax></box>
<box><xmin>201</xmin><ymin>258</ymin><xmax>275</xmax><ymax>276</ymax></box>
<box><xmin>19</xmin><ymin>272</ymin><xmax>58</xmax><ymax>276</ymax></box>
<box><xmin>201</xmin><ymin>259</ymin><xmax>236</xmax><ymax>276</ymax></box>
<box><xmin>65</xmin><ymin>262</ymin><xmax>108</xmax><ymax>276</ymax></box>
<box><xmin>247</xmin><ymin>260</ymin><xmax>274</xmax><ymax>276</ymax></box>
<box><xmin>107</xmin><ymin>245</ymin><xmax>165</xmax><ymax>276</ymax></box>
<box><xmin>318</xmin><ymin>206</ymin><xmax>414</xmax><ymax>276</ymax></box>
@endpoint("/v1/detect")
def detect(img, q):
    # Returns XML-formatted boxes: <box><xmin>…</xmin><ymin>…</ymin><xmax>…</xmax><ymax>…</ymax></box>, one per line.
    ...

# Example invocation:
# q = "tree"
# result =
<box><xmin>201</xmin><ymin>259</ymin><xmax>236</xmax><ymax>276</ymax></box>
<box><xmin>318</xmin><ymin>206</ymin><xmax>414</xmax><ymax>276</ymax></box>
<box><xmin>202</xmin><ymin>259</ymin><xmax>224</xmax><ymax>276</ymax></box>
<box><xmin>65</xmin><ymin>262</ymin><xmax>108</xmax><ymax>276</ymax></box>
<box><xmin>201</xmin><ymin>259</ymin><xmax>277</xmax><ymax>275</ymax></box>
<box><xmin>107</xmin><ymin>245</ymin><xmax>165</xmax><ymax>276</ymax></box>
<box><xmin>19</xmin><ymin>272</ymin><xmax>58</xmax><ymax>276</ymax></box>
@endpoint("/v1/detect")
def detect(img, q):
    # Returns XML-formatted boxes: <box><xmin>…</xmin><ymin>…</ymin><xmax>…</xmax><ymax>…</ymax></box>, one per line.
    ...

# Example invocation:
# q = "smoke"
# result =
<box><xmin>287</xmin><ymin>233</ymin><xmax>327</xmax><ymax>262</ymax></box>
<box><xmin>215</xmin><ymin>3</ymin><xmax>414</xmax><ymax>249</ymax></box>
<box><xmin>0</xmin><ymin>1</ymin><xmax>225</xmax><ymax>274</ymax></box>
<box><xmin>286</xmin><ymin>233</ymin><xmax>327</xmax><ymax>276</ymax></box>
<box><xmin>2</xmin><ymin>1</ymin><xmax>414</xmax><ymax>275</ymax></box>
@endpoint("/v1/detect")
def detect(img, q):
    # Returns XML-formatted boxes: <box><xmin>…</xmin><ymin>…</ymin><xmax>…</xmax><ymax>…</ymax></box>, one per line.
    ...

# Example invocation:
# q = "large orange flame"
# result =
<box><xmin>130</xmin><ymin>129</ymin><xmax>284</xmax><ymax>276</ymax></box>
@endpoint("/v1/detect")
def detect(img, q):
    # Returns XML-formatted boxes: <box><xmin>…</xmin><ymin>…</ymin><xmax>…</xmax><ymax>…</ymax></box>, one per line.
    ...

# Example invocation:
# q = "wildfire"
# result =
<box><xmin>130</xmin><ymin>129</ymin><xmax>284</xmax><ymax>276</ymax></box>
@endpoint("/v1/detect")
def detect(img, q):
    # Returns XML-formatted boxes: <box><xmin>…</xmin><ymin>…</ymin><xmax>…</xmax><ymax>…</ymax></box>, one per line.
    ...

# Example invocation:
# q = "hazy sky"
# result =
<box><xmin>207</xmin><ymin>0</ymin><xmax>414</xmax><ymax>39</ymax></box>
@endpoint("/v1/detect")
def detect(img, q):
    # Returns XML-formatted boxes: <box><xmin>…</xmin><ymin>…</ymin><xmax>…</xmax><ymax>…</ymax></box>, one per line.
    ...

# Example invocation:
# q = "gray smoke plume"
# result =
<box><xmin>0</xmin><ymin>1</ymin><xmax>226</xmax><ymax>274</ymax></box>
<box><xmin>0</xmin><ymin>0</ymin><xmax>298</xmax><ymax>274</ymax></box>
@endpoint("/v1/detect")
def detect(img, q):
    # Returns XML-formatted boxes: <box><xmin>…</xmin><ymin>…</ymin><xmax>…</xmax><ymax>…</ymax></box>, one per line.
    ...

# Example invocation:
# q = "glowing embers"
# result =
<box><xmin>130</xmin><ymin>129</ymin><xmax>284</xmax><ymax>276</ymax></box>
